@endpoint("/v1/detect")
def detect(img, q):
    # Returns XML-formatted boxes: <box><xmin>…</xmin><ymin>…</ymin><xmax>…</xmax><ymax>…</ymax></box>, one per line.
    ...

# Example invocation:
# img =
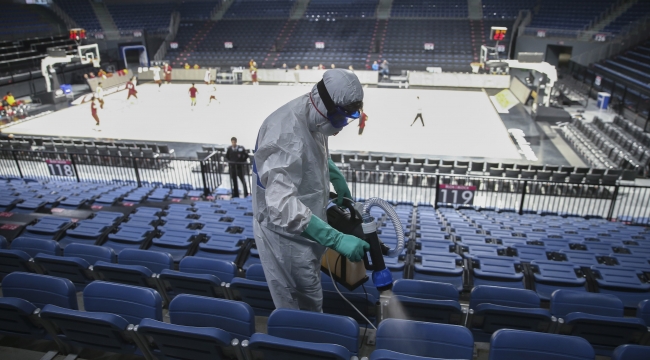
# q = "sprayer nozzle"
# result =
<box><xmin>372</xmin><ymin>269</ymin><xmax>394</xmax><ymax>292</ymax></box>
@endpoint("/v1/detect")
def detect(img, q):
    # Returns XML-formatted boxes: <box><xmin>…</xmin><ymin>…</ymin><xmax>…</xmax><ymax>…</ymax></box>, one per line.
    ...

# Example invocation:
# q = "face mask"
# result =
<box><xmin>318</xmin><ymin>121</ymin><xmax>341</xmax><ymax>136</ymax></box>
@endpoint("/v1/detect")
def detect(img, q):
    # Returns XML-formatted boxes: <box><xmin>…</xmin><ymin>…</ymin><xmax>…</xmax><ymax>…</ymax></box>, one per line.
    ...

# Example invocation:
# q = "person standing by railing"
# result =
<box><xmin>226</xmin><ymin>137</ymin><xmax>249</xmax><ymax>198</ymax></box>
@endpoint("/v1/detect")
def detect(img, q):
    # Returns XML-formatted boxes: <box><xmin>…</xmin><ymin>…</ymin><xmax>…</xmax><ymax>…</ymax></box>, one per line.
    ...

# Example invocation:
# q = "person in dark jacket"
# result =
<box><xmin>225</xmin><ymin>137</ymin><xmax>249</xmax><ymax>197</ymax></box>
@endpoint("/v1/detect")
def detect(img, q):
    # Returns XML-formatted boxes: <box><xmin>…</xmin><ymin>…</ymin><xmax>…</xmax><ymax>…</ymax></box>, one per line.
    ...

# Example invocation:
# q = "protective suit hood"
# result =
<box><xmin>308</xmin><ymin>69</ymin><xmax>364</xmax><ymax>134</ymax></box>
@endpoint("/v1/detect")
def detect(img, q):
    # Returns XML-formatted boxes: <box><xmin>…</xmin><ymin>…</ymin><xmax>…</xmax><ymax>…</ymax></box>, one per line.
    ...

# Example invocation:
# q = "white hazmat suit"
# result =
<box><xmin>252</xmin><ymin>69</ymin><xmax>364</xmax><ymax>311</ymax></box>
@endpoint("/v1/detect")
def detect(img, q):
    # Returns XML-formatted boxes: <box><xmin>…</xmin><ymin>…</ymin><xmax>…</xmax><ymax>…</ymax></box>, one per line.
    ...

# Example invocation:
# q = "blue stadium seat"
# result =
<box><xmin>159</xmin><ymin>256</ymin><xmax>236</xmax><ymax>299</ymax></box>
<box><xmin>0</xmin><ymin>235</ymin><xmax>6</xmax><ymax>248</ymax></box>
<box><xmin>57</xmin><ymin>218</ymin><xmax>116</xmax><ymax>248</ymax></box>
<box><xmin>246</xmin><ymin>308</ymin><xmax>360</xmax><ymax>360</ymax></box>
<box><xmin>12</xmin><ymin>198</ymin><xmax>48</xmax><ymax>214</ymax></box>
<box><xmin>550</xmin><ymin>290</ymin><xmax>648</xmax><ymax>356</ymax></box>
<box><xmin>33</xmin><ymin>244</ymin><xmax>113</xmax><ymax>291</ymax></box>
<box><xmin>102</xmin><ymin>224</ymin><xmax>157</xmax><ymax>253</ymax></box>
<box><xmin>64</xmin><ymin>243</ymin><xmax>116</xmax><ymax>265</ymax></box>
<box><xmin>529</xmin><ymin>260</ymin><xmax>587</xmax><ymax>300</ymax></box>
<box><xmin>22</xmin><ymin>216</ymin><xmax>73</xmax><ymax>241</ymax></box>
<box><xmin>0</xmin><ymin>272</ymin><xmax>77</xmax><ymax>342</ymax></box>
<box><xmin>137</xmin><ymin>294</ymin><xmax>255</xmax><ymax>360</ymax></box>
<box><xmin>469</xmin><ymin>255</ymin><xmax>525</xmax><ymax>289</ymax></box>
<box><xmin>11</xmin><ymin>237</ymin><xmax>61</xmax><ymax>257</ymax></box>
<box><xmin>0</xmin><ymin>247</ymin><xmax>35</xmax><ymax>279</ymax></box>
<box><xmin>612</xmin><ymin>344</ymin><xmax>650</xmax><ymax>360</ymax></box>
<box><xmin>40</xmin><ymin>281</ymin><xmax>162</xmax><ymax>357</ymax></box>
<box><xmin>375</xmin><ymin>318</ymin><xmax>474</xmax><ymax>359</ymax></box>
<box><xmin>489</xmin><ymin>329</ymin><xmax>595</xmax><ymax>360</ymax></box>
<box><xmin>412</xmin><ymin>252</ymin><xmax>464</xmax><ymax>291</ymax></box>
<box><xmin>468</xmin><ymin>285</ymin><xmax>554</xmax><ymax>342</ymax></box>
<box><xmin>93</xmin><ymin>249</ymin><xmax>172</xmax><ymax>303</ymax></box>
<box><xmin>229</xmin><ymin>264</ymin><xmax>275</xmax><ymax>316</ymax></box>
<box><xmin>147</xmin><ymin>228</ymin><xmax>203</xmax><ymax>262</ymax></box>
<box><xmin>388</xmin><ymin>279</ymin><xmax>464</xmax><ymax>325</ymax></box>
<box><xmin>590</xmin><ymin>265</ymin><xmax>650</xmax><ymax>308</ymax></box>
<box><xmin>33</xmin><ymin>254</ymin><xmax>93</xmax><ymax>291</ymax></box>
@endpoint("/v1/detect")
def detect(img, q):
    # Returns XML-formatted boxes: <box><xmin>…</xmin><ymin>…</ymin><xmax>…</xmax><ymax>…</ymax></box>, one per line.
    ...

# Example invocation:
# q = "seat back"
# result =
<box><xmin>267</xmin><ymin>309</ymin><xmax>359</xmax><ymax>354</ymax></box>
<box><xmin>0</xmin><ymin>235</ymin><xmax>6</xmax><ymax>248</ymax></box>
<box><xmin>118</xmin><ymin>248</ymin><xmax>173</xmax><ymax>274</ymax></box>
<box><xmin>246</xmin><ymin>263</ymin><xmax>267</xmax><ymax>282</ymax></box>
<box><xmin>390</xmin><ymin>279</ymin><xmax>463</xmax><ymax>324</ymax></box>
<box><xmin>2</xmin><ymin>272</ymin><xmax>78</xmax><ymax>309</ymax></box>
<box><xmin>470</xmin><ymin>285</ymin><xmax>540</xmax><ymax>309</ymax></box>
<box><xmin>137</xmin><ymin>318</ymin><xmax>236</xmax><ymax>360</ymax></box>
<box><xmin>229</xmin><ymin>278</ymin><xmax>275</xmax><ymax>317</ymax></box>
<box><xmin>550</xmin><ymin>290</ymin><xmax>623</xmax><ymax>318</ymax></box>
<box><xmin>179</xmin><ymin>256</ymin><xmax>237</xmax><ymax>283</ymax></box>
<box><xmin>637</xmin><ymin>299</ymin><xmax>650</xmax><ymax>325</ymax></box>
<box><xmin>392</xmin><ymin>279</ymin><xmax>458</xmax><ymax>301</ymax></box>
<box><xmin>0</xmin><ymin>249</ymin><xmax>34</xmax><ymax>278</ymax></box>
<box><xmin>612</xmin><ymin>344</ymin><xmax>650</xmax><ymax>360</ymax></box>
<box><xmin>170</xmin><ymin>294</ymin><xmax>255</xmax><ymax>341</ymax></box>
<box><xmin>33</xmin><ymin>254</ymin><xmax>93</xmax><ymax>290</ymax></box>
<box><xmin>11</xmin><ymin>237</ymin><xmax>61</xmax><ymax>257</ymax></box>
<box><xmin>469</xmin><ymin>285</ymin><xmax>552</xmax><ymax>338</ymax></box>
<box><xmin>84</xmin><ymin>281</ymin><xmax>162</xmax><ymax>325</ymax></box>
<box><xmin>64</xmin><ymin>243</ymin><xmax>116</xmax><ymax>265</ymax></box>
<box><xmin>489</xmin><ymin>329</ymin><xmax>594</xmax><ymax>360</ymax></box>
<box><xmin>376</xmin><ymin>319</ymin><xmax>474</xmax><ymax>359</ymax></box>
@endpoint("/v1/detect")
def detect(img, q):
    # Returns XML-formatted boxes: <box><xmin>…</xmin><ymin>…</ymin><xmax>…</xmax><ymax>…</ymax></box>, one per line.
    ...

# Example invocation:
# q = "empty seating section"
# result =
<box><xmin>52</xmin><ymin>0</ymin><xmax>101</xmax><ymax>32</ymax></box>
<box><xmin>604</xmin><ymin>1</ymin><xmax>650</xmax><ymax>34</ymax></box>
<box><xmin>277</xmin><ymin>19</ymin><xmax>375</xmax><ymax>69</ymax></box>
<box><xmin>0</xmin><ymin>35</ymin><xmax>75</xmax><ymax>74</ymax></box>
<box><xmin>224</xmin><ymin>0</ymin><xmax>295</xmax><ymax>18</ymax></box>
<box><xmin>481</xmin><ymin>0</ymin><xmax>536</xmax><ymax>19</ymax></box>
<box><xmin>559</xmin><ymin>117</ymin><xmax>641</xmax><ymax>171</ymax></box>
<box><xmin>529</xmin><ymin>0</ymin><xmax>616</xmax><ymax>31</ymax></box>
<box><xmin>176</xmin><ymin>1</ymin><xmax>219</xmax><ymax>20</ymax></box>
<box><xmin>304</xmin><ymin>0</ymin><xmax>378</xmax><ymax>19</ymax></box>
<box><xmin>169</xmin><ymin>20</ymin><xmax>285</xmax><ymax>68</ymax></box>
<box><xmin>390</xmin><ymin>0</ymin><xmax>468</xmax><ymax>18</ymax></box>
<box><xmin>0</xmin><ymin>5</ymin><xmax>60</xmax><ymax>36</ymax></box>
<box><xmin>1</xmin><ymin>176</ymin><xmax>650</xmax><ymax>358</ymax></box>
<box><xmin>383</xmin><ymin>20</ymin><xmax>473</xmax><ymax>72</ymax></box>
<box><xmin>106</xmin><ymin>2</ymin><xmax>176</xmax><ymax>32</ymax></box>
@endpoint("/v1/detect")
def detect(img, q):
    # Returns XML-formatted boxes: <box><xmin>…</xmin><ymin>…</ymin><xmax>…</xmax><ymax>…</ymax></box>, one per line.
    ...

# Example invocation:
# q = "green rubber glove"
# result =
<box><xmin>302</xmin><ymin>215</ymin><xmax>369</xmax><ymax>262</ymax></box>
<box><xmin>328</xmin><ymin>158</ymin><xmax>351</xmax><ymax>206</ymax></box>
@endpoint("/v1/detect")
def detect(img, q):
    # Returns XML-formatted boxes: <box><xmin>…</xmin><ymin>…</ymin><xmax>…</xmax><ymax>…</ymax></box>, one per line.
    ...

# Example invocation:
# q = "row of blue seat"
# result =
<box><xmin>2</xmin><ymin>270</ymin><xmax>649</xmax><ymax>359</ymax></box>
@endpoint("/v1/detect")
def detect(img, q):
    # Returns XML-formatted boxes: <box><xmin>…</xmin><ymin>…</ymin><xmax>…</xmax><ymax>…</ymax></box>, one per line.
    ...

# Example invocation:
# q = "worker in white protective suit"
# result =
<box><xmin>252</xmin><ymin>69</ymin><xmax>369</xmax><ymax>312</ymax></box>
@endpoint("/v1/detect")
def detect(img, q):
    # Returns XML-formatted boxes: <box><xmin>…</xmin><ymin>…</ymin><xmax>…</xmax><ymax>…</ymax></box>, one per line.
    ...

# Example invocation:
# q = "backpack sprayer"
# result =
<box><xmin>322</xmin><ymin>194</ymin><xmax>405</xmax><ymax>293</ymax></box>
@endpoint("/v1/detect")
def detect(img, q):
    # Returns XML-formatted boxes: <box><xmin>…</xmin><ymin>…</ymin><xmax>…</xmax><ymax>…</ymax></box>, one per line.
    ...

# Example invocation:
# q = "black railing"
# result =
<box><xmin>3</xmin><ymin>149</ymin><xmax>650</xmax><ymax>222</ymax></box>
<box><xmin>0</xmin><ymin>149</ymin><xmax>222</xmax><ymax>195</ymax></box>
<box><xmin>341</xmin><ymin>168</ymin><xmax>650</xmax><ymax>221</ymax></box>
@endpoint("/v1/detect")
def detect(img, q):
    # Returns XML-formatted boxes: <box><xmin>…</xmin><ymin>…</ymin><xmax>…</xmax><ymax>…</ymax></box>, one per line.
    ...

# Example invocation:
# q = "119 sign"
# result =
<box><xmin>45</xmin><ymin>159</ymin><xmax>75</xmax><ymax>177</ymax></box>
<box><xmin>437</xmin><ymin>184</ymin><xmax>476</xmax><ymax>205</ymax></box>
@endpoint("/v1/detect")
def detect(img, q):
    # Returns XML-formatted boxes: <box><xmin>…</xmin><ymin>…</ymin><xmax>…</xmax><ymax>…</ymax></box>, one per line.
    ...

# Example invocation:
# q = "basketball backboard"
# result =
<box><xmin>77</xmin><ymin>44</ymin><xmax>100</xmax><ymax>67</ymax></box>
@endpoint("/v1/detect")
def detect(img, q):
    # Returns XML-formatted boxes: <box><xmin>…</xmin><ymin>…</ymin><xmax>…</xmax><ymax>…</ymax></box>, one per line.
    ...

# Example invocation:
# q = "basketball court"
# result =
<box><xmin>6</xmin><ymin>83</ymin><xmax>521</xmax><ymax>160</ymax></box>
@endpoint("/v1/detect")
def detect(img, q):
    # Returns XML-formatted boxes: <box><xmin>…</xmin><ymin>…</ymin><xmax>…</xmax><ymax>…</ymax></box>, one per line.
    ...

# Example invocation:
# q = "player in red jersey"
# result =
<box><xmin>91</xmin><ymin>95</ymin><xmax>100</xmax><ymax>130</ymax></box>
<box><xmin>164</xmin><ymin>62</ymin><xmax>172</xmax><ymax>84</ymax></box>
<box><xmin>189</xmin><ymin>83</ymin><xmax>198</xmax><ymax>107</ymax></box>
<box><xmin>126</xmin><ymin>76</ymin><xmax>138</xmax><ymax>100</ymax></box>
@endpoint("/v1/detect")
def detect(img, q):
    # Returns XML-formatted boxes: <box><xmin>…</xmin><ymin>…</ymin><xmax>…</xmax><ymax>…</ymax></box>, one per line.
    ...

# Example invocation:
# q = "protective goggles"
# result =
<box><xmin>317</xmin><ymin>80</ymin><xmax>362</xmax><ymax>129</ymax></box>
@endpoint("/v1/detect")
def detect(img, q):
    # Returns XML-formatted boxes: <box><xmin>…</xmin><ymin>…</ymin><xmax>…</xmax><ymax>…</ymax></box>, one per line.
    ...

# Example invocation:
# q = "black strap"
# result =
<box><xmin>317</xmin><ymin>80</ymin><xmax>336</xmax><ymax>114</ymax></box>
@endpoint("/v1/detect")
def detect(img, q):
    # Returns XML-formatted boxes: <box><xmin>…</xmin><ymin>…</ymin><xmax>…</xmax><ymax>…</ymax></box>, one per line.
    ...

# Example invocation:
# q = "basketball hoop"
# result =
<box><xmin>91</xmin><ymin>59</ymin><xmax>100</xmax><ymax>68</ymax></box>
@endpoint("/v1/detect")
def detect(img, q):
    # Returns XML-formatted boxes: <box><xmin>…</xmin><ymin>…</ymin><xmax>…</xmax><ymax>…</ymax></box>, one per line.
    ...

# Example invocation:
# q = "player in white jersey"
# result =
<box><xmin>95</xmin><ymin>82</ymin><xmax>105</xmax><ymax>109</ymax></box>
<box><xmin>152</xmin><ymin>66</ymin><xmax>162</xmax><ymax>88</ymax></box>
